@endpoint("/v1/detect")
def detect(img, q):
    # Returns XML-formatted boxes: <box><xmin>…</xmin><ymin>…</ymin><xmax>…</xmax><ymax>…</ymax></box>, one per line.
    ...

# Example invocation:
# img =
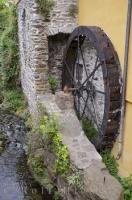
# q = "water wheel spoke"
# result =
<box><xmin>81</xmin><ymin>93</ymin><xmax>89</xmax><ymax>118</ymax></box>
<box><xmin>80</xmin><ymin>62</ymin><xmax>101</xmax><ymax>89</ymax></box>
<box><xmin>95</xmin><ymin>90</ymin><xmax>105</xmax><ymax>95</ymax></box>
<box><xmin>91</xmin><ymin>96</ymin><xmax>99</xmax><ymax>130</ymax></box>
<box><xmin>64</xmin><ymin>61</ymin><xmax>77</xmax><ymax>87</ymax></box>
<box><xmin>77</xmin><ymin>94</ymin><xmax>81</xmax><ymax>118</ymax></box>
<box><xmin>78</xmin><ymin>93</ymin><xmax>102</xmax><ymax>134</ymax></box>
<box><xmin>91</xmin><ymin>56</ymin><xmax>99</xmax><ymax>82</ymax></box>
<box><xmin>79</xmin><ymin>46</ymin><xmax>89</xmax><ymax>78</ymax></box>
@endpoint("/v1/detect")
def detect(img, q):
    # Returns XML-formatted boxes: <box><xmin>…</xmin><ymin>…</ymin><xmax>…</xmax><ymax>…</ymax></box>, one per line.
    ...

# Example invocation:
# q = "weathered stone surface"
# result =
<box><xmin>37</xmin><ymin>92</ymin><xmax>123</xmax><ymax>200</ymax></box>
<box><xmin>18</xmin><ymin>0</ymin><xmax>77</xmax><ymax>115</ymax></box>
<box><xmin>55</xmin><ymin>91</ymin><xmax>74</xmax><ymax>110</ymax></box>
<box><xmin>84</xmin><ymin>161</ymin><xmax>123</xmax><ymax>200</ymax></box>
<box><xmin>48</xmin><ymin>0</ymin><xmax>77</xmax><ymax>35</ymax></box>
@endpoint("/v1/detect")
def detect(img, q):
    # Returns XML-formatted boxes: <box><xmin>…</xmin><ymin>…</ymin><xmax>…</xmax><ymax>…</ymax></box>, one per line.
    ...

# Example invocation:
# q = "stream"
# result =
<box><xmin>0</xmin><ymin>109</ymin><xmax>52</xmax><ymax>200</ymax></box>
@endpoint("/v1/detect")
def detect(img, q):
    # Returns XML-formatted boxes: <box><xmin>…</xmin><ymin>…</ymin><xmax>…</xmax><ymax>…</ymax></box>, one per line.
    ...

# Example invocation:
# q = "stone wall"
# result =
<box><xmin>18</xmin><ymin>0</ymin><xmax>77</xmax><ymax>114</ymax></box>
<box><xmin>48</xmin><ymin>0</ymin><xmax>77</xmax><ymax>35</ymax></box>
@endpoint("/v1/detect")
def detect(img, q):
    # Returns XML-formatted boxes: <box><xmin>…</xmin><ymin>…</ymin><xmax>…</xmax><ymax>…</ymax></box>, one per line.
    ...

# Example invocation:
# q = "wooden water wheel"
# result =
<box><xmin>62</xmin><ymin>26</ymin><xmax>122</xmax><ymax>151</ymax></box>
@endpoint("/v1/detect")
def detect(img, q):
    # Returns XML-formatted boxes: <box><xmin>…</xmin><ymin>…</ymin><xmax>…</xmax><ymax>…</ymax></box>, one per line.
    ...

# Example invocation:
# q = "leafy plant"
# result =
<box><xmin>37</xmin><ymin>0</ymin><xmax>55</xmax><ymax>21</ymax></box>
<box><xmin>53</xmin><ymin>191</ymin><xmax>61</xmax><ymax>200</ymax></box>
<box><xmin>28</xmin><ymin>154</ymin><xmax>45</xmax><ymax>176</ymax></box>
<box><xmin>0</xmin><ymin>4</ymin><xmax>19</xmax><ymax>89</ymax></box>
<box><xmin>101</xmin><ymin>150</ymin><xmax>119</xmax><ymax>177</ymax></box>
<box><xmin>101</xmin><ymin>150</ymin><xmax>132</xmax><ymax>199</ymax></box>
<box><xmin>67</xmin><ymin>170</ymin><xmax>83</xmax><ymax>190</ymax></box>
<box><xmin>28</xmin><ymin>154</ymin><xmax>54</xmax><ymax>193</ymax></box>
<box><xmin>2</xmin><ymin>89</ymin><xmax>25</xmax><ymax>112</ymax></box>
<box><xmin>119</xmin><ymin>176</ymin><xmax>132</xmax><ymax>200</ymax></box>
<box><xmin>82</xmin><ymin>118</ymin><xmax>97</xmax><ymax>141</ymax></box>
<box><xmin>48</xmin><ymin>76</ymin><xmax>58</xmax><ymax>94</ymax></box>
<box><xmin>39</xmin><ymin>115</ymin><xmax>70</xmax><ymax>175</ymax></box>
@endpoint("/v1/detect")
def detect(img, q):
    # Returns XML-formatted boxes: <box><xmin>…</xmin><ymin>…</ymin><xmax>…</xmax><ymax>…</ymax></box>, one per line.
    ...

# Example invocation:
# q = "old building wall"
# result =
<box><xmin>18</xmin><ymin>0</ymin><xmax>77</xmax><ymax>114</ymax></box>
<box><xmin>48</xmin><ymin>0</ymin><xmax>77</xmax><ymax>35</ymax></box>
<box><xmin>18</xmin><ymin>0</ymin><xmax>48</xmax><ymax>114</ymax></box>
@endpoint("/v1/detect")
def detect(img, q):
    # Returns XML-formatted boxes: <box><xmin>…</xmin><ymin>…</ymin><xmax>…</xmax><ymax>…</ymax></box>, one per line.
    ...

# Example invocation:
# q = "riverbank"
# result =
<box><xmin>0</xmin><ymin>88</ymin><xmax>53</xmax><ymax>200</ymax></box>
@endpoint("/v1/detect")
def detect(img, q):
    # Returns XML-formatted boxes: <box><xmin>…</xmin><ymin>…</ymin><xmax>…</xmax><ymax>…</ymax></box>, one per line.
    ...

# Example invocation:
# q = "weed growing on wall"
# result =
<box><xmin>27</xmin><ymin>105</ymin><xmax>85</xmax><ymax>198</ymax></box>
<box><xmin>1</xmin><ymin>89</ymin><xmax>26</xmax><ymax>112</ymax></box>
<box><xmin>48</xmin><ymin>75</ymin><xmax>58</xmax><ymax>94</ymax></box>
<box><xmin>67</xmin><ymin>170</ymin><xmax>84</xmax><ymax>191</ymax></box>
<box><xmin>28</xmin><ymin>154</ymin><xmax>54</xmax><ymax>193</ymax></box>
<box><xmin>82</xmin><ymin>118</ymin><xmax>97</xmax><ymax>141</ymax></box>
<box><xmin>39</xmin><ymin>115</ymin><xmax>70</xmax><ymax>175</ymax></box>
<box><xmin>101</xmin><ymin>150</ymin><xmax>118</xmax><ymax>177</ymax></box>
<box><xmin>0</xmin><ymin>2</ymin><xmax>19</xmax><ymax>89</ymax></box>
<box><xmin>101</xmin><ymin>150</ymin><xmax>132</xmax><ymax>199</ymax></box>
<box><xmin>37</xmin><ymin>0</ymin><xmax>55</xmax><ymax>21</ymax></box>
<box><xmin>119</xmin><ymin>176</ymin><xmax>132</xmax><ymax>200</ymax></box>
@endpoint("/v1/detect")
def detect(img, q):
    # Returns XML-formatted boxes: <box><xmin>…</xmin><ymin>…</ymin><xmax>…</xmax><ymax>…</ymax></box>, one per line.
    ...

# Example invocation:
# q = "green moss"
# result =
<box><xmin>37</xmin><ymin>0</ymin><xmax>55</xmax><ymax>21</ymax></box>
<box><xmin>82</xmin><ymin>118</ymin><xmax>97</xmax><ymax>141</ymax></box>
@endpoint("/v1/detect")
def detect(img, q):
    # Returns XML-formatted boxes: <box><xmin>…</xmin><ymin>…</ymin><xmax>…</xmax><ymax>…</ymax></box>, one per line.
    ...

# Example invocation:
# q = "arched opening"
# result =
<box><xmin>48</xmin><ymin>33</ymin><xmax>70</xmax><ymax>90</ymax></box>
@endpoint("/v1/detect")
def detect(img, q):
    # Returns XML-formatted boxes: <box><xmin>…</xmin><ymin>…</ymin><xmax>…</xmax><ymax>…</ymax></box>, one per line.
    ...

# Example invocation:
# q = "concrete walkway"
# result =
<box><xmin>37</xmin><ymin>92</ymin><xmax>123</xmax><ymax>200</ymax></box>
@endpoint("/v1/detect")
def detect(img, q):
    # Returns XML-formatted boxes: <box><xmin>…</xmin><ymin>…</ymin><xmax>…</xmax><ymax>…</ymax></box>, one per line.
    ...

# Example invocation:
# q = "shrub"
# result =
<box><xmin>39</xmin><ymin>115</ymin><xmax>70</xmax><ymax>175</ymax></box>
<box><xmin>0</xmin><ymin>3</ymin><xmax>19</xmax><ymax>89</ymax></box>
<box><xmin>2</xmin><ymin>89</ymin><xmax>25</xmax><ymax>112</ymax></box>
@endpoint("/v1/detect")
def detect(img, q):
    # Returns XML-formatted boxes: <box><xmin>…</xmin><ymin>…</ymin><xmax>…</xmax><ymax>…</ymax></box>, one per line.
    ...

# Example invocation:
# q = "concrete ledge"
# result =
<box><xmin>37</xmin><ymin>92</ymin><xmax>123</xmax><ymax>200</ymax></box>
